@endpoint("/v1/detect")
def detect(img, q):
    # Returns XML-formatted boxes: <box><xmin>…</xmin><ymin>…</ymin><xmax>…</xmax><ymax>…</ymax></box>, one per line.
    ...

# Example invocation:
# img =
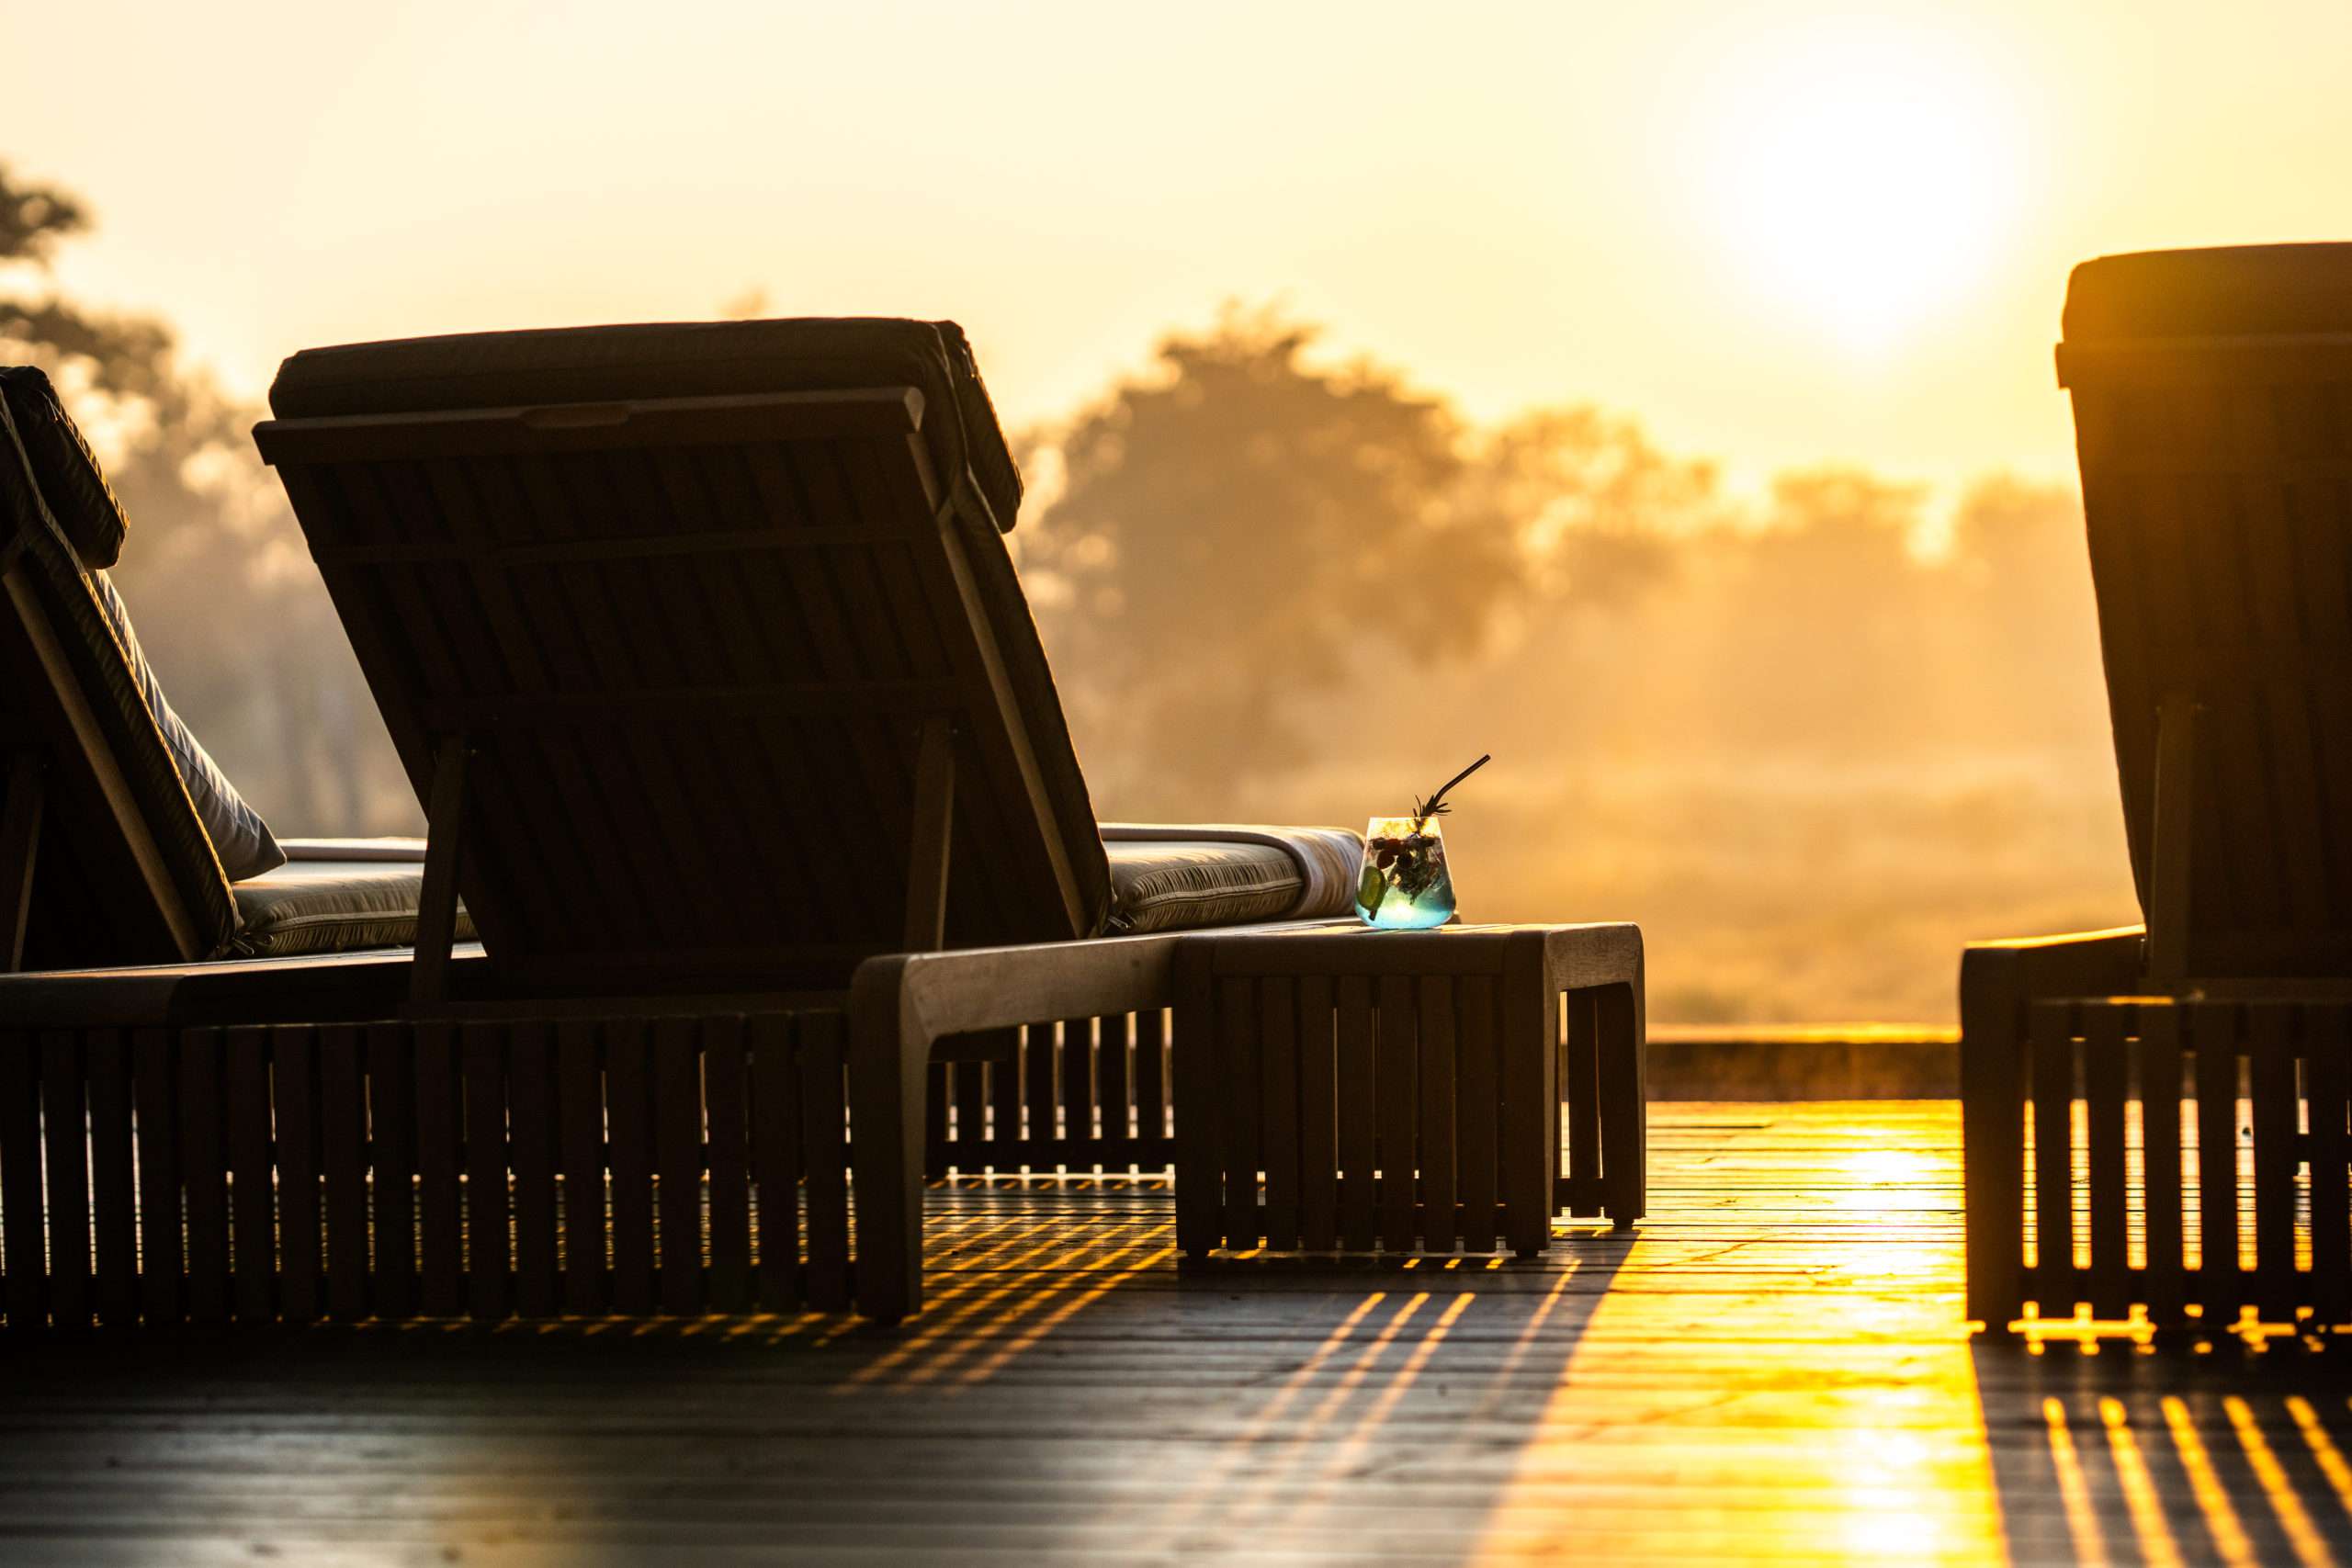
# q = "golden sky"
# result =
<box><xmin>9</xmin><ymin>0</ymin><xmax>2351</xmax><ymax>495</ymax></box>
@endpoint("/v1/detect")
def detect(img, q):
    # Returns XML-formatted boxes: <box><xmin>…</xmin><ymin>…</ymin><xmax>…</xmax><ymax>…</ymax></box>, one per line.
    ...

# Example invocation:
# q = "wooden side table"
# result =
<box><xmin>1171</xmin><ymin>923</ymin><xmax>1645</xmax><ymax>1258</ymax></box>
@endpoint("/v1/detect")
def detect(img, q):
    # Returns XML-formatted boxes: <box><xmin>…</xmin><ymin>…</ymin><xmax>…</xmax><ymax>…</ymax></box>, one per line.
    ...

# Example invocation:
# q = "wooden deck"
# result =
<box><xmin>3</xmin><ymin>1101</ymin><xmax>2348</xmax><ymax>1565</ymax></box>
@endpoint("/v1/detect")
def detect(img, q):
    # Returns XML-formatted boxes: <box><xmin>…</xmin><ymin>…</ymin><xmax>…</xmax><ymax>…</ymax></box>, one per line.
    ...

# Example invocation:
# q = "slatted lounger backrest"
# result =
<box><xmin>2061</xmin><ymin>244</ymin><xmax>2352</xmax><ymax>981</ymax></box>
<box><xmin>257</xmin><ymin>320</ymin><xmax>1115</xmax><ymax>995</ymax></box>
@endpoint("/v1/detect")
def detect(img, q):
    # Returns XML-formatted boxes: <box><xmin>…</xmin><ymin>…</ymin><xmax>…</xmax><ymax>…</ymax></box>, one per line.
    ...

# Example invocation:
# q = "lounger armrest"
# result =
<box><xmin>1958</xmin><ymin>925</ymin><xmax>2143</xmax><ymax>1328</ymax></box>
<box><xmin>1959</xmin><ymin>926</ymin><xmax>2145</xmax><ymax>1036</ymax></box>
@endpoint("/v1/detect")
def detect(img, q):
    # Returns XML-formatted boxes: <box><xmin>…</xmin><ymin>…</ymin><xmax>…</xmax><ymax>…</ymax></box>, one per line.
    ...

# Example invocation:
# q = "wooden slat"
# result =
<box><xmin>1259</xmin><ymin>982</ymin><xmax>1301</xmax><ymax>1250</ymax></box>
<box><xmin>2247</xmin><ymin>1003</ymin><xmax>2301</xmax><ymax>1323</ymax></box>
<box><xmin>40</xmin><ymin>1032</ymin><xmax>91</xmax><ymax>1326</ymax></box>
<box><xmin>1499</xmin><ymin>942</ymin><xmax>1550</xmax><ymax>1257</ymax></box>
<box><xmin>1336</xmin><ymin>976</ymin><xmax>1377</xmax><ymax>1252</ymax></box>
<box><xmin>0</xmin><ymin>1032</ymin><xmax>44</xmax><ymax>1326</ymax></box>
<box><xmin>224</xmin><ymin>1027</ymin><xmax>275</xmax><ymax>1325</ymax></box>
<box><xmin>987</xmin><ymin>1042</ymin><xmax>1023</xmax><ymax>1174</ymax></box>
<box><xmin>463</xmin><ymin>1022</ymin><xmax>513</xmax><ymax>1321</ymax></box>
<box><xmin>2192</xmin><ymin>1001</ymin><xmax>2241</xmax><ymax>1314</ymax></box>
<box><xmin>1375</xmin><ymin>975</ymin><xmax>1418</xmax><ymax>1253</ymax></box>
<box><xmin>923</xmin><ymin>1060</ymin><xmax>949</xmax><ymax>1180</ymax></box>
<box><xmin>1297</xmin><ymin>977</ymin><xmax>1338</xmax><ymax>1252</ymax></box>
<box><xmin>797</xmin><ymin>1011</ymin><xmax>850</xmax><ymax>1313</ymax></box>
<box><xmin>605</xmin><ymin>1019</ymin><xmax>656</xmax><ymax>1315</ymax></box>
<box><xmin>130</xmin><ymin>1030</ymin><xmax>180</xmax><ymax>1325</ymax></box>
<box><xmin>1097</xmin><ymin>1012</ymin><xmax>1133</xmax><ymax>1170</ymax></box>
<box><xmin>1596</xmin><ymin>982</ymin><xmax>1644</xmax><ymax>1225</ymax></box>
<box><xmin>366</xmin><ymin>1023</ymin><xmax>418</xmax><ymax>1320</ymax></box>
<box><xmin>1061</xmin><ymin>1017</ymin><xmax>1095</xmax><ymax>1169</ymax></box>
<box><xmin>2309</xmin><ymin>1002</ymin><xmax>2352</xmax><ymax>1326</ymax></box>
<box><xmin>2082</xmin><ymin>1006</ymin><xmax>2130</xmax><ymax>1319</ymax></box>
<box><xmin>1023</xmin><ymin>1020</ymin><xmax>1057</xmax><ymax>1172</ymax></box>
<box><xmin>85</xmin><ymin>1031</ymin><xmax>136</xmax><ymax>1325</ymax></box>
<box><xmin>951</xmin><ymin>1060</ymin><xmax>985</xmax><ymax>1176</ymax></box>
<box><xmin>655</xmin><ymin>1017</ymin><xmax>706</xmax><ymax>1316</ymax></box>
<box><xmin>748</xmin><ymin>1013</ymin><xmax>801</xmax><ymax>1312</ymax></box>
<box><xmin>1171</xmin><ymin>942</ymin><xmax>1220</xmax><ymax>1258</ymax></box>
<box><xmin>1562</xmin><ymin>988</ymin><xmax>1602</xmax><ymax>1218</ymax></box>
<box><xmin>557</xmin><ymin>1020</ymin><xmax>606</xmax><ymax>1316</ymax></box>
<box><xmin>1136</xmin><ymin>1008</ymin><xmax>1169</xmax><ymax>1164</ymax></box>
<box><xmin>1218</xmin><ymin>978</ymin><xmax>1260</xmax><ymax>1251</ymax></box>
<box><xmin>1456</xmin><ymin>976</ymin><xmax>1498</xmax><ymax>1254</ymax></box>
<box><xmin>317</xmin><ymin>1025</ymin><xmax>369</xmax><ymax>1323</ymax></box>
<box><xmin>273</xmin><ymin>1026</ymin><xmax>323</xmax><ymax>1324</ymax></box>
<box><xmin>1418</xmin><ymin>977</ymin><xmax>1457</xmax><ymax>1253</ymax></box>
<box><xmin>2027</xmin><ymin>1002</ymin><xmax>2075</xmax><ymax>1313</ymax></box>
<box><xmin>2136</xmin><ymin>1004</ymin><xmax>2186</xmax><ymax>1326</ymax></box>
<box><xmin>179</xmin><ymin>1029</ymin><xmax>230</xmax><ymax>1325</ymax></box>
<box><xmin>704</xmin><ymin>1016</ymin><xmax>752</xmax><ymax>1314</ymax></box>
<box><xmin>507</xmin><ymin>1022</ymin><xmax>559</xmax><ymax>1318</ymax></box>
<box><xmin>413</xmin><ymin>1022</ymin><xmax>464</xmax><ymax>1318</ymax></box>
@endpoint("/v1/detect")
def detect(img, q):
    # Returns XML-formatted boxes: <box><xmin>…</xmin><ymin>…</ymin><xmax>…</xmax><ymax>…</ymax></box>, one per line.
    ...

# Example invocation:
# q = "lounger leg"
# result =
<box><xmin>411</xmin><ymin>736</ymin><xmax>467</xmax><ymax>1006</ymax></box>
<box><xmin>1597</xmin><ymin>981</ymin><xmax>1645</xmax><ymax>1229</ymax></box>
<box><xmin>0</xmin><ymin>751</ymin><xmax>41</xmax><ymax>973</ymax></box>
<box><xmin>849</xmin><ymin>955</ymin><xmax>932</xmax><ymax>1323</ymax></box>
<box><xmin>902</xmin><ymin>716</ymin><xmax>955</xmax><ymax>953</ymax></box>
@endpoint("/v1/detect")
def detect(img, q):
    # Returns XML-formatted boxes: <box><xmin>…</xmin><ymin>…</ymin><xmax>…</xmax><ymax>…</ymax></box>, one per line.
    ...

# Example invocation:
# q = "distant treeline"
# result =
<box><xmin>1016</xmin><ymin>310</ymin><xmax>2134</xmax><ymax>1021</ymax></box>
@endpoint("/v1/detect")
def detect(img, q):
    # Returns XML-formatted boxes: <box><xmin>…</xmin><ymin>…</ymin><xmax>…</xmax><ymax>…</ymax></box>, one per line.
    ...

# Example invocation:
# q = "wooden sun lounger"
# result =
<box><xmin>246</xmin><ymin>318</ymin><xmax>1404</xmax><ymax>1321</ymax></box>
<box><xmin>1962</xmin><ymin>244</ymin><xmax>2352</xmax><ymax>1333</ymax></box>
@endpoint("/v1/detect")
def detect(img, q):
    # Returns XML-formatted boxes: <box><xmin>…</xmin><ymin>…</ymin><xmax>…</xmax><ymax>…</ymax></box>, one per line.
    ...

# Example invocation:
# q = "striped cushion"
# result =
<box><xmin>1102</xmin><ymin>825</ymin><xmax>1364</xmax><ymax>934</ymax></box>
<box><xmin>232</xmin><ymin>842</ymin><xmax>474</xmax><ymax>958</ymax></box>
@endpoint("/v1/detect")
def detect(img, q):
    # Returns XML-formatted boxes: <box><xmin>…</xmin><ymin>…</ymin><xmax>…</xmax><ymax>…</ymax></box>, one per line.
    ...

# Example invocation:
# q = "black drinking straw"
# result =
<box><xmin>1411</xmin><ymin>753</ymin><xmax>1491</xmax><ymax>831</ymax></box>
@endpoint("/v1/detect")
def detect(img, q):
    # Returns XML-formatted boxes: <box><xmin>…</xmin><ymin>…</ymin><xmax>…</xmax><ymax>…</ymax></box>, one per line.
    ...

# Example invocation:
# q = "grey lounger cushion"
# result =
<box><xmin>232</xmin><ymin>838</ymin><xmax>475</xmax><ymax>958</ymax></box>
<box><xmin>1102</xmin><ymin>824</ymin><xmax>1363</xmax><ymax>934</ymax></box>
<box><xmin>89</xmin><ymin>572</ymin><xmax>283</xmax><ymax>882</ymax></box>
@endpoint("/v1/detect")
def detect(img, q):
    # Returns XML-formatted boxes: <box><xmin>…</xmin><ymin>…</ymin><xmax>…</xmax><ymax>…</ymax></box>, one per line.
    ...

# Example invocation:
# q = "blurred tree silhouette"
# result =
<box><xmin>0</xmin><ymin>162</ymin><xmax>413</xmax><ymax>835</ymax></box>
<box><xmin>1022</xmin><ymin>306</ymin><xmax>1520</xmax><ymax>807</ymax></box>
<box><xmin>1021</xmin><ymin>307</ymin><xmax>1724</xmax><ymax>814</ymax></box>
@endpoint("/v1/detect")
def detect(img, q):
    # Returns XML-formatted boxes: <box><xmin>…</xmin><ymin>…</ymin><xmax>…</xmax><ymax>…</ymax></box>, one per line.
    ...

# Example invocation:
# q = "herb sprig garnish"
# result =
<box><xmin>1410</xmin><ymin>753</ymin><xmax>1491</xmax><ymax>833</ymax></box>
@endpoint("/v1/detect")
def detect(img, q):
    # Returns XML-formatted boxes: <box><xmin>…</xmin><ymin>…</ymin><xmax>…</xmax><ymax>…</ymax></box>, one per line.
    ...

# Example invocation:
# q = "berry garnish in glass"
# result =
<box><xmin>1356</xmin><ymin>754</ymin><xmax>1488</xmax><ymax>930</ymax></box>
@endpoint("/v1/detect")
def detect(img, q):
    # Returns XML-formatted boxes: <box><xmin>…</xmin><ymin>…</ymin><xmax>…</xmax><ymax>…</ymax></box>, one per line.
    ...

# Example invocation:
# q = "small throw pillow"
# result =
<box><xmin>0</xmin><ymin>367</ymin><xmax>127</xmax><ymax>570</ymax></box>
<box><xmin>90</xmin><ymin>571</ymin><xmax>286</xmax><ymax>881</ymax></box>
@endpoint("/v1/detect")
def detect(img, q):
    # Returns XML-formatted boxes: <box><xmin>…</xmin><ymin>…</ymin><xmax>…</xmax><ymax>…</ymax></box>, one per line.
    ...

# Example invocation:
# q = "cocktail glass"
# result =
<box><xmin>1355</xmin><ymin>815</ymin><xmax>1455</xmax><ymax>929</ymax></box>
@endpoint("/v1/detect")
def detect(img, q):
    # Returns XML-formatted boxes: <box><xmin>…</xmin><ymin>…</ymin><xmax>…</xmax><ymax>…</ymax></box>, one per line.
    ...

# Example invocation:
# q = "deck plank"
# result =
<box><xmin>0</xmin><ymin>1102</ymin><xmax>2348</xmax><ymax>1566</ymax></box>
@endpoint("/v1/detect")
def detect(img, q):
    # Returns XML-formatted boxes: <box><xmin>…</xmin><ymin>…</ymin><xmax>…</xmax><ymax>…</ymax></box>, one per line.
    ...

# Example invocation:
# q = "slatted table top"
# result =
<box><xmin>3</xmin><ymin>1101</ymin><xmax>2348</xmax><ymax>1565</ymax></box>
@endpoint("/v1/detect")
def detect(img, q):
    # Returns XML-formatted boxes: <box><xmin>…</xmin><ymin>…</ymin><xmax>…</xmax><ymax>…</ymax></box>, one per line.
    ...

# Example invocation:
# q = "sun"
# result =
<box><xmin>1706</xmin><ymin>37</ymin><xmax>2023</xmax><ymax>355</ymax></box>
